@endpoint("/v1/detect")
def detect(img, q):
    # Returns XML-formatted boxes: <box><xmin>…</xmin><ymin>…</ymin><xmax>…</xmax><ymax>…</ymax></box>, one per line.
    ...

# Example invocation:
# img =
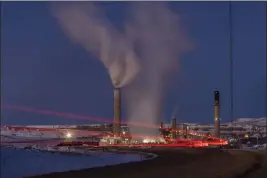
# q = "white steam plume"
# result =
<box><xmin>51</xmin><ymin>3</ymin><xmax>140</xmax><ymax>88</ymax></box>
<box><xmin>52</xmin><ymin>2</ymin><xmax>191</xmax><ymax>139</ymax></box>
<box><xmin>124</xmin><ymin>2</ymin><xmax>192</xmax><ymax>137</ymax></box>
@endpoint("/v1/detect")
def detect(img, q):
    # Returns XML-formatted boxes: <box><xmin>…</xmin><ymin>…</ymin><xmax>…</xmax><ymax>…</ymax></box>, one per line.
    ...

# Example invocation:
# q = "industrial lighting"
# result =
<box><xmin>143</xmin><ymin>138</ymin><xmax>156</xmax><ymax>143</ymax></box>
<box><xmin>142</xmin><ymin>139</ymin><xmax>149</xmax><ymax>143</ymax></box>
<box><xmin>65</xmin><ymin>132</ymin><xmax>72</xmax><ymax>138</ymax></box>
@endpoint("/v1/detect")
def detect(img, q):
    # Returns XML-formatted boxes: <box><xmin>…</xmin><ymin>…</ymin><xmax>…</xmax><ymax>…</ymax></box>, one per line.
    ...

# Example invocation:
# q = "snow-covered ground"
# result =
<box><xmin>230</xmin><ymin>117</ymin><xmax>266</xmax><ymax>127</ymax></box>
<box><xmin>1</xmin><ymin>147</ymin><xmax>144</xmax><ymax>178</ymax></box>
<box><xmin>1</xmin><ymin>126</ymin><xmax>103</xmax><ymax>139</ymax></box>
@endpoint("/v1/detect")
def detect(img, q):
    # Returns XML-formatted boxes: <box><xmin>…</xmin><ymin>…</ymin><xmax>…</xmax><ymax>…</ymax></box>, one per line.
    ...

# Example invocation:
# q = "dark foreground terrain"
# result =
<box><xmin>28</xmin><ymin>148</ymin><xmax>265</xmax><ymax>178</ymax></box>
<box><xmin>244</xmin><ymin>151</ymin><xmax>267</xmax><ymax>178</ymax></box>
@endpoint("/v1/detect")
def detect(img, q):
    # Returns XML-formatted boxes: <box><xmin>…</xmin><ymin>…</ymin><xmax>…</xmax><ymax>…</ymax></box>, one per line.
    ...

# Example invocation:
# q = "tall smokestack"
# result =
<box><xmin>171</xmin><ymin>118</ymin><xmax>176</xmax><ymax>139</ymax></box>
<box><xmin>214</xmin><ymin>90</ymin><xmax>220</xmax><ymax>138</ymax></box>
<box><xmin>113</xmin><ymin>87</ymin><xmax>121</xmax><ymax>137</ymax></box>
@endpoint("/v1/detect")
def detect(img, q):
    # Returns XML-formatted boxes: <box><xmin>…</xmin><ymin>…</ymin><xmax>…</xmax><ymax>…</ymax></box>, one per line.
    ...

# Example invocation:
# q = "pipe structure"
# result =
<box><xmin>171</xmin><ymin>118</ymin><xmax>176</xmax><ymax>139</ymax></box>
<box><xmin>214</xmin><ymin>90</ymin><xmax>220</xmax><ymax>138</ymax></box>
<box><xmin>160</xmin><ymin>122</ymin><xmax>163</xmax><ymax>129</ymax></box>
<box><xmin>183</xmin><ymin>124</ymin><xmax>188</xmax><ymax>139</ymax></box>
<box><xmin>113</xmin><ymin>87</ymin><xmax>121</xmax><ymax>137</ymax></box>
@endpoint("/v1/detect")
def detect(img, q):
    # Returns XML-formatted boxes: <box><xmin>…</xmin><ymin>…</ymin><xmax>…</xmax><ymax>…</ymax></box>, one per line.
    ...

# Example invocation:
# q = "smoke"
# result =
<box><xmin>51</xmin><ymin>3</ymin><xmax>140</xmax><ymax>88</ymax></box>
<box><xmin>52</xmin><ymin>2</ymin><xmax>191</xmax><ymax>138</ymax></box>
<box><xmin>124</xmin><ymin>2</ymin><xmax>191</xmax><ymax>137</ymax></box>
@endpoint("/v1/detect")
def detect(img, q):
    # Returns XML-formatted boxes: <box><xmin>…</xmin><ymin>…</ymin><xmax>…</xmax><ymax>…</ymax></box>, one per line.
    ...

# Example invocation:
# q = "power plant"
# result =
<box><xmin>113</xmin><ymin>87</ymin><xmax>121</xmax><ymax>137</ymax></box>
<box><xmin>214</xmin><ymin>90</ymin><xmax>220</xmax><ymax>138</ymax></box>
<box><xmin>111</xmin><ymin>89</ymin><xmax>222</xmax><ymax>141</ymax></box>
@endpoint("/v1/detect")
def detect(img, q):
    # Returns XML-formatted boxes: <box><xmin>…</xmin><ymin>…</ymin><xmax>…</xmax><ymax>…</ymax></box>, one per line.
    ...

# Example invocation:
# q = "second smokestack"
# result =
<box><xmin>214</xmin><ymin>90</ymin><xmax>220</xmax><ymax>138</ymax></box>
<box><xmin>113</xmin><ymin>87</ymin><xmax>121</xmax><ymax>137</ymax></box>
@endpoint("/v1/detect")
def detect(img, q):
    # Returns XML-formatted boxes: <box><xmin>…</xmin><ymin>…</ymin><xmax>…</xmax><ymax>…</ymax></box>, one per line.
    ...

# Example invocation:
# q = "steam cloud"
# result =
<box><xmin>52</xmin><ymin>2</ymin><xmax>191</xmax><ymax>138</ymax></box>
<box><xmin>124</xmin><ymin>2</ymin><xmax>191</xmax><ymax>137</ymax></box>
<box><xmin>51</xmin><ymin>3</ymin><xmax>140</xmax><ymax>88</ymax></box>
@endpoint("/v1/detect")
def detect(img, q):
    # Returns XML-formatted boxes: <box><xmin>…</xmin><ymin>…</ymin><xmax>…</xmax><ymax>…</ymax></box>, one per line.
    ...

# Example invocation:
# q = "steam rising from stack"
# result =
<box><xmin>51</xmin><ymin>3</ymin><xmax>140</xmax><ymax>88</ymax></box>
<box><xmin>52</xmin><ymin>2</ymin><xmax>191</xmax><ymax>138</ymax></box>
<box><xmin>124</xmin><ymin>2</ymin><xmax>191</xmax><ymax>137</ymax></box>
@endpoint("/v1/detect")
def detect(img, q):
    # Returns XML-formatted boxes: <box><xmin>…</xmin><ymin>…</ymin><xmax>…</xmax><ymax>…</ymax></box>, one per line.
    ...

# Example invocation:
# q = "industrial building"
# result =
<box><xmin>160</xmin><ymin>117</ymin><xmax>266</xmax><ymax>139</ymax></box>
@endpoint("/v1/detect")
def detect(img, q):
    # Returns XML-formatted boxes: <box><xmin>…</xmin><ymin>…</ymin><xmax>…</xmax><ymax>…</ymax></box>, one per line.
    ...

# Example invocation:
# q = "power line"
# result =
<box><xmin>229</xmin><ymin>1</ymin><xmax>234</xmax><ymax>125</ymax></box>
<box><xmin>265</xmin><ymin>2</ymin><xmax>267</xmax><ymax>154</ymax></box>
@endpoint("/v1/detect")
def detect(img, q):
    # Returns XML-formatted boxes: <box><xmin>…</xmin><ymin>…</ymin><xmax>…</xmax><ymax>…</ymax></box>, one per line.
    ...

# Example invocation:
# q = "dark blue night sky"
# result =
<box><xmin>1</xmin><ymin>2</ymin><xmax>266</xmax><ymax>125</ymax></box>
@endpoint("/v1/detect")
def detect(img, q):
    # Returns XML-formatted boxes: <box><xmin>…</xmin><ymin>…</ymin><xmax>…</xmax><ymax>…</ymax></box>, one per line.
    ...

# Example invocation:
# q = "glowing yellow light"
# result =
<box><xmin>66</xmin><ymin>132</ymin><xmax>72</xmax><ymax>138</ymax></box>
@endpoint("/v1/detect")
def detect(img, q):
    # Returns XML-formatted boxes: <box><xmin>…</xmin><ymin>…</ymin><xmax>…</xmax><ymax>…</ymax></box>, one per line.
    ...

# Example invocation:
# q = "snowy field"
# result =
<box><xmin>1</xmin><ymin>147</ymin><xmax>144</xmax><ymax>178</ymax></box>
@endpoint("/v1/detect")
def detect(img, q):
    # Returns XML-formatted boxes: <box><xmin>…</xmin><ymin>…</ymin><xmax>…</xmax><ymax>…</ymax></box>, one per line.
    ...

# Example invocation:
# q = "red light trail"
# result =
<box><xmin>1</xmin><ymin>104</ymin><xmax>225</xmax><ymax>143</ymax></box>
<box><xmin>1</xmin><ymin>140</ymin><xmax>226</xmax><ymax>148</ymax></box>
<box><xmin>2</xmin><ymin>104</ymin><xmax>160</xmax><ymax>129</ymax></box>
